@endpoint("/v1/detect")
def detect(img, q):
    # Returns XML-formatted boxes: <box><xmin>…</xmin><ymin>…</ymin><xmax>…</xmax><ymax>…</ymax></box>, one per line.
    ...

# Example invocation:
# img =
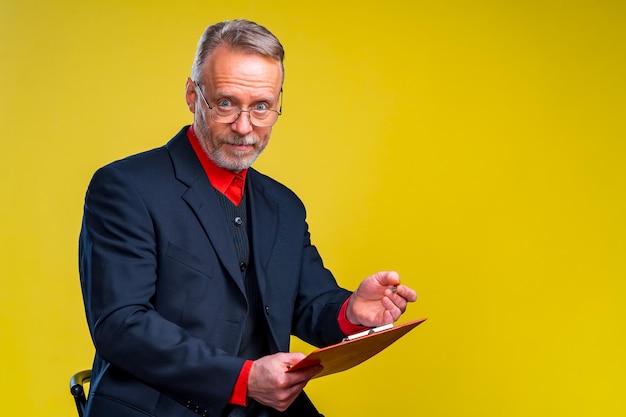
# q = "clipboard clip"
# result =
<box><xmin>341</xmin><ymin>323</ymin><xmax>394</xmax><ymax>342</ymax></box>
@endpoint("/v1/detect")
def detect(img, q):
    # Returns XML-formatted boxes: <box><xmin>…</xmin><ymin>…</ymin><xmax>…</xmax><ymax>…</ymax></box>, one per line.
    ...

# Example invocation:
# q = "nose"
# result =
<box><xmin>230</xmin><ymin>110</ymin><xmax>254</xmax><ymax>135</ymax></box>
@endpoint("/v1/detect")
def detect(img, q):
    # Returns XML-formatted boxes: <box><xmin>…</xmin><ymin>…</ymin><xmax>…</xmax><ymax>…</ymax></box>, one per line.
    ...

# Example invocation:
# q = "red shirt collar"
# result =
<box><xmin>187</xmin><ymin>125</ymin><xmax>248</xmax><ymax>205</ymax></box>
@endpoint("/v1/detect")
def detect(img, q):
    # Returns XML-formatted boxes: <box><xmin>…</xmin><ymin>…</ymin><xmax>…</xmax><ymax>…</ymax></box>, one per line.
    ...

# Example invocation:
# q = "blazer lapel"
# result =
<box><xmin>246</xmin><ymin>169</ymin><xmax>282</xmax><ymax>348</ymax></box>
<box><xmin>246</xmin><ymin>169</ymin><xmax>280</xmax><ymax>297</ymax></box>
<box><xmin>166</xmin><ymin>128</ymin><xmax>245</xmax><ymax>295</ymax></box>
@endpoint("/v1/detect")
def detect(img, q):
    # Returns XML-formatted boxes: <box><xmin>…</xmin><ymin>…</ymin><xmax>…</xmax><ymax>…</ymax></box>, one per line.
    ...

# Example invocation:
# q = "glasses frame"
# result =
<box><xmin>194</xmin><ymin>81</ymin><xmax>282</xmax><ymax>127</ymax></box>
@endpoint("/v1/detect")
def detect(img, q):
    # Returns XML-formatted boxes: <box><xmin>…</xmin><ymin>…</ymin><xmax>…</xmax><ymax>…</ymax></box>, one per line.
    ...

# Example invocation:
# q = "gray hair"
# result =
<box><xmin>191</xmin><ymin>19</ymin><xmax>285</xmax><ymax>82</ymax></box>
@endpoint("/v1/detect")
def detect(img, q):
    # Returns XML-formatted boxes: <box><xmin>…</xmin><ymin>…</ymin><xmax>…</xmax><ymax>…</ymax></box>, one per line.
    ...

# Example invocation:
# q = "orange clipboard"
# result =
<box><xmin>286</xmin><ymin>317</ymin><xmax>427</xmax><ymax>378</ymax></box>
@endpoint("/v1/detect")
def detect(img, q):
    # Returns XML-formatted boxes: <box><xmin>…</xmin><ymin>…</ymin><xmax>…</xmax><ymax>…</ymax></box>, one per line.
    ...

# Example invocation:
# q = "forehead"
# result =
<box><xmin>201</xmin><ymin>46</ymin><xmax>282</xmax><ymax>97</ymax></box>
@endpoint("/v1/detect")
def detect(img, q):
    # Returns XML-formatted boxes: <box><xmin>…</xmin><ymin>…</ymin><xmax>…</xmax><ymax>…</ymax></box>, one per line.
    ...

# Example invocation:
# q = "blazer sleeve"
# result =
<box><xmin>291</xmin><ymin>222</ymin><xmax>353</xmax><ymax>346</ymax></box>
<box><xmin>79</xmin><ymin>163</ymin><xmax>243</xmax><ymax>415</ymax></box>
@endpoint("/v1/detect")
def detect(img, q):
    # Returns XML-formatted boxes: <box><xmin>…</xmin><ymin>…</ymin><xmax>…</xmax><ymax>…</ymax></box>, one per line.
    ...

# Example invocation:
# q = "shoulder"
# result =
<box><xmin>85</xmin><ymin>131</ymin><xmax>195</xmax><ymax>206</ymax></box>
<box><xmin>103</xmin><ymin>146</ymin><xmax>168</xmax><ymax>171</ymax></box>
<box><xmin>90</xmin><ymin>146</ymin><xmax>170</xmax><ymax>190</ymax></box>
<box><xmin>90</xmin><ymin>127</ymin><xmax>190</xmax><ymax>185</ymax></box>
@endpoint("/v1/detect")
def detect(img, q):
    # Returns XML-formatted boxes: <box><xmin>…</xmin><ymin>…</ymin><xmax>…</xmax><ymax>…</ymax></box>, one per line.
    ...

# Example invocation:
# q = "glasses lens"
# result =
<box><xmin>250</xmin><ymin>111</ymin><xmax>279</xmax><ymax>127</ymax></box>
<box><xmin>211</xmin><ymin>107</ymin><xmax>238</xmax><ymax>124</ymax></box>
<box><xmin>210</xmin><ymin>109</ymin><xmax>279</xmax><ymax>127</ymax></box>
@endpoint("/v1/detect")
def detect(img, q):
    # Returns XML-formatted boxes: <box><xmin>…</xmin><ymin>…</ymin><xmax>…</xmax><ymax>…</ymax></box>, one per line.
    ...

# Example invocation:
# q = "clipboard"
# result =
<box><xmin>287</xmin><ymin>317</ymin><xmax>427</xmax><ymax>378</ymax></box>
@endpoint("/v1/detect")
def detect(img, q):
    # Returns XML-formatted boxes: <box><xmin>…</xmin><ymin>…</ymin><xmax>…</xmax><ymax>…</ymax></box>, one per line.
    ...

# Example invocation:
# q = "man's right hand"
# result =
<box><xmin>247</xmin><ymin>352</ymin><xmax>323</xmax><ymax>412</ymax></box>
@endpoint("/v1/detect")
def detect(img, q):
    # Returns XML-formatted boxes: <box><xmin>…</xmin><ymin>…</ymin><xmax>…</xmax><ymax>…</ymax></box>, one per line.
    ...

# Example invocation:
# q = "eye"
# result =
<box><xmin>252</xmin><ymin>102</ymin><xmax>269</xmax><ymax>111</ymax></box>
<box><xmin>217</xmin><ymin>99</ymin><xmax>234</xmax><ymax>108</ymax></box>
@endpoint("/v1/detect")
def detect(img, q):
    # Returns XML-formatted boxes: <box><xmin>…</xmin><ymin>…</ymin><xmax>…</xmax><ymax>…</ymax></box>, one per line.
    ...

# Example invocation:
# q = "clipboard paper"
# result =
<box><xmin>286</xmin><ymin>317</ymin><xmax>427</xmax><ymax>378</ymax></box>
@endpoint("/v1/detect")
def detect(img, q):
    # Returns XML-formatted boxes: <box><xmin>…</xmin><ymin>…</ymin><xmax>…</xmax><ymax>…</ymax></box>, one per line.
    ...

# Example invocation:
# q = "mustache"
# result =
<box><xmin>226</xmin><ymin>135</ymin><xmax>256</xmax><ymax>146</ymax></box>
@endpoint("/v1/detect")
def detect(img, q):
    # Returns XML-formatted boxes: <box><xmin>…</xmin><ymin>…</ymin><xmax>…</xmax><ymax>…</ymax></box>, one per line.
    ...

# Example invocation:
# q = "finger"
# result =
<box><xmin>391</xmin><ymin>293</ymin><xmax>408</xmax><ymax>311</ymax></box>
<box><xmin>281</xmin><ymin>352</ymin><xmax>307</xmax><ymax>365</ymax></box>
<box><xmin>382</xmin><ymin>309</ymin><xmax>394</xmax><ymax>324</ymax></box>
<box><xmin>395</xmin><ymin>285</ymin><xmax>417</xmax><ymax>302</ymax></box>
<box><xmin>285</xmin><ymin>364</ymin><xmax>323</xmax><ymax>386</ymax></box>
<box><xmin>385</xmin><ymin>289</ymin><xmax>412</xmax><ymax>312</ymax></box>
<box><xmin>386</xmin><ymin>291</ymin><xmax>414</xmax><ymax>318</ymax></box>
<box><xmin>384</xmin><ymin>286</ymin><xmax>396</xmax><ymax>298</ymax></box>
<box><xmin>381</xmin><ymin>296</ymin><xmax>403</xmax><ymax>321</ymax></box>
<box><xmin>383</xmin><ymin>283</ymin><xmax>404</xmax><ymax>299</ymax></box>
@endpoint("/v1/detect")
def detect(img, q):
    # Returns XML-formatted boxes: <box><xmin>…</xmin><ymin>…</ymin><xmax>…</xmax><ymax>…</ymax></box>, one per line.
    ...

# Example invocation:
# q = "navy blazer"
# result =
<box><xmin>79</xmin><ymin>126</ymin><xmax>350</xmax><ymax>417</ymax></box>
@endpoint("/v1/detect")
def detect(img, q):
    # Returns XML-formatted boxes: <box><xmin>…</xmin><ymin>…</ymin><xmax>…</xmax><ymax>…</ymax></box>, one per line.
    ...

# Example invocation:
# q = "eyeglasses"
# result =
<box><xmin>194</xmin><ymin>81</ymin><xmax>282</xmax><ymax>127</ymax></box>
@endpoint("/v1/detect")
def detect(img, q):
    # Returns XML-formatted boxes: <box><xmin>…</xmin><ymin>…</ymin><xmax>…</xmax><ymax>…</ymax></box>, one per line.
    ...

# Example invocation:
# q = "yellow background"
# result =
<box><xmin>2</xmin><ymin>1</ymin><xmax>625</xmax><ymax>416</ymax></box>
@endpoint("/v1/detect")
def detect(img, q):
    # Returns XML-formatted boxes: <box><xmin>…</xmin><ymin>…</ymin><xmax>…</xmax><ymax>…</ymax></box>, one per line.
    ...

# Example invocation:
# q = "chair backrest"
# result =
<box><xmin>69</xmin><ymin>369</ymin><xmax>91</xmax><ymax>417</ymax></box>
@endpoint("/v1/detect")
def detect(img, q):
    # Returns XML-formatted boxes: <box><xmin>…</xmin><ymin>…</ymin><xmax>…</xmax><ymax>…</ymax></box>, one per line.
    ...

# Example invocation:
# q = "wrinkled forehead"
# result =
<box><xmin>200</xmin><ymin>46</ymin><xmax>283</xmax><ymax>96</ymax></box>
<box><xmin>201</xmin><ymin>45</ymin><xmax>283</xmax><ymax>83</ymax></box>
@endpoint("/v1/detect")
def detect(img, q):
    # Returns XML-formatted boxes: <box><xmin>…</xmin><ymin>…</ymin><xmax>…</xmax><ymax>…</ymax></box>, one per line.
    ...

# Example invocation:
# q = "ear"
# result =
<box><xmin>185</xmin><ymin>77</ymin><xmax>197</xmax><ymax>113</ymax></box>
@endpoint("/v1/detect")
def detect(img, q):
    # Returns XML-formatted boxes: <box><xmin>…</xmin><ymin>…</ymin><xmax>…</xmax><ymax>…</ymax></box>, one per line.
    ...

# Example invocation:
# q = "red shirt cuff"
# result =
<box><xmin>228</xmin><ymin>360</ymin><xmax>253</xmax><ymax>406</ymax></box>
<box><xmin>230</xmin><ymin>300</ymin><xmax>364</xmax><ymax>406</ymax></box>
<box><xmin>338</xmin><ymin>297</ymin><xmax>369</xmax><ymax>336</ymax></box>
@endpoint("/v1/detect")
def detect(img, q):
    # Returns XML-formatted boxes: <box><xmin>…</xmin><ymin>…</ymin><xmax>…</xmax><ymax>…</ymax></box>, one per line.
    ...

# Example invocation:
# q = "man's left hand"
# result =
<box><xmin>345</xmin><ymin>271</ymin><xmax>417</xmax><ymax>327</ymax></box>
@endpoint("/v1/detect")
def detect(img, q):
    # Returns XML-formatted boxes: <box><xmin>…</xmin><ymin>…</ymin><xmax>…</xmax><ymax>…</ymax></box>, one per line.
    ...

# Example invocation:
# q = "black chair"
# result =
<box><xmin>67</xmin><ymin>369</ymin><xmax>324</xmax><ymax>416</ymax></box>
<box><xmin>69</xmin><ymin>369</ymin><xmax>91</xmax><ymax>417</ymax></box>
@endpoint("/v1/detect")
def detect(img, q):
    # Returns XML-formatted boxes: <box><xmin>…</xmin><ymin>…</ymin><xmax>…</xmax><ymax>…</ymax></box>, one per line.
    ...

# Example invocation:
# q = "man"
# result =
<box><xmin>79</xmin><ymin>19</ymin><xmax>417</xmax><ymax>417</ymax></box>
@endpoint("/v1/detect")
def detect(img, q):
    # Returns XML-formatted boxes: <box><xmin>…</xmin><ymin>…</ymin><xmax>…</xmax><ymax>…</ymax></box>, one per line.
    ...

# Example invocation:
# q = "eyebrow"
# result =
<box><xmin>214</xmin><ymin>93</ymin><xmax>277</xmax><ymax>107</ymax></box>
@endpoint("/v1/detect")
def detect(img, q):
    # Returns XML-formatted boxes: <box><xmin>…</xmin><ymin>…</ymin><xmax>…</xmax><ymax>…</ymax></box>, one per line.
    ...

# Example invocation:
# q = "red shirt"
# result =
<box><xmin>187</xmin><ymin>125</ymin><xmax>247</xmax><ymax>206</ymax></box>
<box><xmin>187</xmin><ymin>125</ymin><xmax>365</xmax><ymax>406</ymax></box>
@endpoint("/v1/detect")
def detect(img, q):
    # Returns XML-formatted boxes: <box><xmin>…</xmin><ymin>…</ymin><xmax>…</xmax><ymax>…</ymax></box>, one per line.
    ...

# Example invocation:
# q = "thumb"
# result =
<box><xmin>376</xmin><ymin>271</ymin><xmax>400</xmax><ymax>287</ymax></box>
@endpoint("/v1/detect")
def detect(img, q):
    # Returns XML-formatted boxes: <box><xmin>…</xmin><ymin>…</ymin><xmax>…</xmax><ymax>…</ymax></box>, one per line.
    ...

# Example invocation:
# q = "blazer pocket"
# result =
<box><xmin>165</xmin><ymin>241</ymin><xmax>214</xmax><ymax>278</ymax></box>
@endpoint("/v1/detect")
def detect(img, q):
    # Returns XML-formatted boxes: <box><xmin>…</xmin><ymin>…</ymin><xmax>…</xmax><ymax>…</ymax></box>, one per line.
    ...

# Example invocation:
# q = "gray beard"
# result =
<box><xmin>195</xmin><ymin>121</ymin><xmax>264</xmax><ymax>172</ymax></box>
<box><xmin>209</xmin><ymin>147</ymin><xmax>261</xmax><ymax>172</ymax></box>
